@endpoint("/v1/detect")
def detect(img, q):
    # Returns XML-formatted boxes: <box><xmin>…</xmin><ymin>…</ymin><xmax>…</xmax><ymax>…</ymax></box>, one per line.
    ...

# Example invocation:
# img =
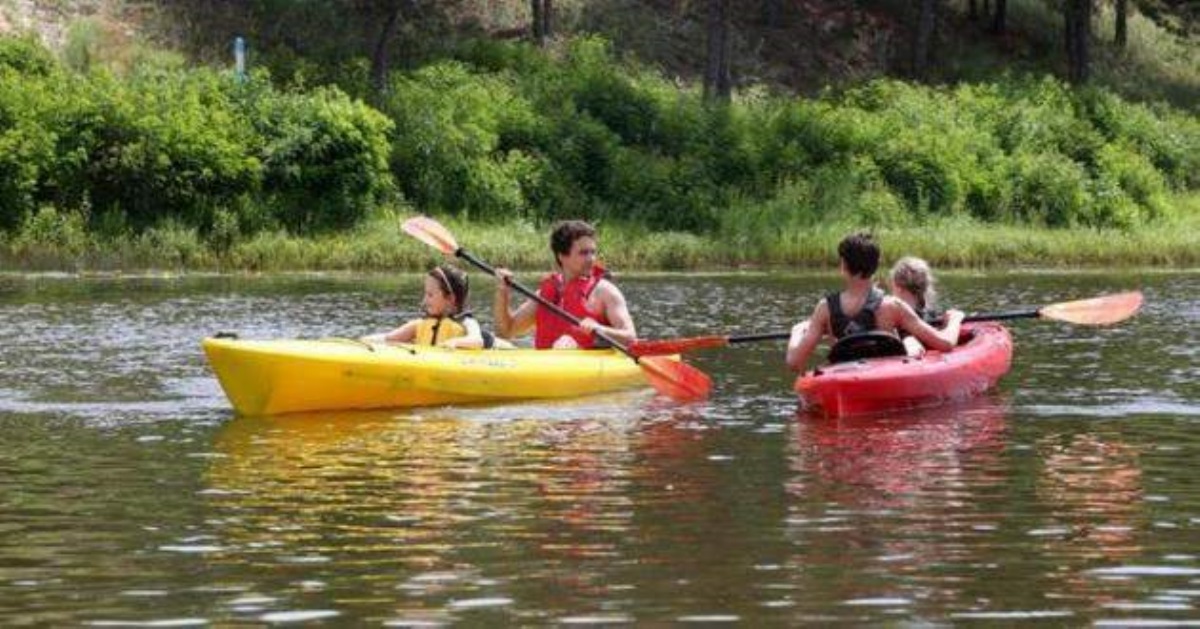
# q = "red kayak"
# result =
<box><xmin>795</xmin><ymin>323</ymin><xmax>1013</xmax><ymax>417</ymax></box>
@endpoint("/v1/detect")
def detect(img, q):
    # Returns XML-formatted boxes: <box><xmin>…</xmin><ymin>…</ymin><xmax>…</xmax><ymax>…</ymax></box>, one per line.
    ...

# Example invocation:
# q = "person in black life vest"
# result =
<box><xmin>785</xmin><ymin>233</ymin><xmax>964</xmax><ymax>372</ymax></box>
<box><xmin>493</xmin><ymin>220</ymin><xmax>637</xmax><ymax>349</ymax></box>
<box><xmin>362</xmin><ymin>264</ymin><xmax>505</xmax><ymax>349</ymax></box>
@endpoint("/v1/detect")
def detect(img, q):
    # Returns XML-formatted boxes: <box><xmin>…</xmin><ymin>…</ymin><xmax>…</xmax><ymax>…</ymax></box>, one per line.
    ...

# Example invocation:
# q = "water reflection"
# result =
<box><xmin>202</xmin><ymin>404</ymin><xmax>722</xmax><ymax>622</ymax></box>
<box><xmin>1035</xmin><ymin>433</ymin><xmax>1144</xmax><ymax>561</ymax></box>
<box><xmin>1034</xmin><ymin>432</ymin><xmax>1150</xmax><ymax>619</ymax></box>
<box><xmin>789</xmin><ymin>396</ymin><xmax>1009</xmax><ymax>500</ymax></box>
<box><xmin>782</xmin><ymin>398</ymin><xmax>1012</xmax><ymax>619</ymax></box>
<box><xmin>2</xmin><ymin>272</ymin><xmax>1199</xmax><ymax>624</ymax></box>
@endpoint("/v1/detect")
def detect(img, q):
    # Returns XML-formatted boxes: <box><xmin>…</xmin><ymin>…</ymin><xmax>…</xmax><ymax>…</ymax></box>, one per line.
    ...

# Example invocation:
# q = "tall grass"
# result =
<box><xmin>4</xmin><ymin>193</ymin><xmax>1198</xmax><ymax>272</ymax></box>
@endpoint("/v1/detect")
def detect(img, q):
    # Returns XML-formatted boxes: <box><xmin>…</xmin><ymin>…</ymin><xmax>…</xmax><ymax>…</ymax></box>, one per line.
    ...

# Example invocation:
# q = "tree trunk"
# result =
<box><xmin>370</xmin><ymin>6</ymin><xmax>401</xmax><ymax>97</ymax></box>
<box><xmin>1065</xmin><ymin>0</ymin><xmax>1092</xmax><ymax>83</ymax></box>
<box><xmin>912</xmin><ymin>0</ymin><xmax>937</xmax><ymax>79</ymax></box>
<box><xmin>969</xmin><ymin>0</ymin><xmax>978</xmax><ymax>21</ymax></box>
<box><xmin>530</xmin><ymin>0</ymin><xmax>544</xmax><ymax>47</ymax></box>
<box><xmin>704</xmin><ymin>0</ymin><xmax>732</xmax><ymax>102</ymax></box>
<box><xmin>762</xmin><ymin>0</ymin><xmax>782</xmax><ymax>27</ymax></box>
<box><xmin>1114</xmin><ymin>0</ymin><xmax>1127</xmax><ymax>48</ymax></box>
<box><xmin>991</xmin><ymin>0</ymin><xmax>1007</xmax><ymax>33</ymax></box>
<box><xmin>543</xmin><ymin>0</ymin><xmax>553</xmax><ymax>41</ymax></box>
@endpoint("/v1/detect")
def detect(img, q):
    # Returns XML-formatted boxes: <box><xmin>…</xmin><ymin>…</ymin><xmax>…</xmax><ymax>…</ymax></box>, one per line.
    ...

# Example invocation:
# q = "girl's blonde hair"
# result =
<box><xmin>890</xmin><ymin>256</ymin><xmax>936</xmax><ymax>311</ymax></box>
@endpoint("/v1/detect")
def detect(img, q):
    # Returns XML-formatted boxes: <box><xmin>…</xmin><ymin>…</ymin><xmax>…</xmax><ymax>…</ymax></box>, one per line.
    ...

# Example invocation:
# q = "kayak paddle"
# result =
<box><xmin>962</xmin><ymin>290</ymin><xmax>1144</xmax><ymax>325</ymax></box>
<box><xmin>627</xmin><ymin>290</ymin><xmax>1144</xmax><ymax>357</ymax></box>
<box><xmin>402</xmin><ymin>215</ymin><xmax>712</xmax><ymax>402</ymax></box>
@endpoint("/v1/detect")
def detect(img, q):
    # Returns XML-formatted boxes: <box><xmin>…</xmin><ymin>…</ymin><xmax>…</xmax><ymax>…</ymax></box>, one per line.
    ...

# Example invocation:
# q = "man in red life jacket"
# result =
<box><xmin>493</xmin><ymin>220</ymin><xmax>637</xmax><ymax>349</ymax></box>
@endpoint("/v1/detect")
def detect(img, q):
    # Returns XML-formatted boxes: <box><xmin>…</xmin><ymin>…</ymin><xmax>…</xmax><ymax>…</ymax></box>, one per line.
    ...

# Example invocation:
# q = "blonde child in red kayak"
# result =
<box><xmin>363</xmin><ymin>264</ymin><xmax>504</xmax><ymax>349</ymax></box>
<box><xmin>888</xmin><ymin>255</ymin><xmax>944</xmax><ymax>357</ymax></box>
<box><xmin>786</xmin><ymin>233</ymin><xmax>964</xmax><ymax>371</ymax></box>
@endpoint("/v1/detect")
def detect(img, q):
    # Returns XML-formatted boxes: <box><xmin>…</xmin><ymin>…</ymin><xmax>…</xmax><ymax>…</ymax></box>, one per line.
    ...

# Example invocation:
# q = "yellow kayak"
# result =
<box><xmin>202</xmin><ymin>337</ymin><xmax>655</xmax><ymax>416</ymax></box>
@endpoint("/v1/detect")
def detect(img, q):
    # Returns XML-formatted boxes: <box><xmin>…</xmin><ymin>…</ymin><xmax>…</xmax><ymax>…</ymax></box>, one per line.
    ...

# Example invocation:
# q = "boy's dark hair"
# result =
<box><xmin>838</xmin><ymin>232</ymin><xmax>880</xmax><ymax>279</ymax></box>
<box><xmin>429</xmin><ymin>264</ymin><xmax>469</xmax><ymax>313</ymax></box>
<box><xmin>550</xmin><ymin>220</ymin><xmax>597</xmax><ymax>265</ymax></box>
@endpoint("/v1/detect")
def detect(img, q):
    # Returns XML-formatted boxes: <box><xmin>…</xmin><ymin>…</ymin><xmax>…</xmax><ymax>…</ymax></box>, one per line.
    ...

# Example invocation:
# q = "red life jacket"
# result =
<box><xmin>535</xmin><ymin>266</ymin><xmax>612</xmax><ymax>349</ymax></box>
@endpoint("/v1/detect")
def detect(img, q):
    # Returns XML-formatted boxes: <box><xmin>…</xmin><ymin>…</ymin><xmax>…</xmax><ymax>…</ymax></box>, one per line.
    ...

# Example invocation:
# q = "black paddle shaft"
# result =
<box><xmin>455</xmin><ymin>248</ymin><xmax>637</xmax><ymax>358</ymax></box>
<box><xmin>963</xmin><ymin>309</ymin><xmax>1039</xmax><ymax>323</ymax></box>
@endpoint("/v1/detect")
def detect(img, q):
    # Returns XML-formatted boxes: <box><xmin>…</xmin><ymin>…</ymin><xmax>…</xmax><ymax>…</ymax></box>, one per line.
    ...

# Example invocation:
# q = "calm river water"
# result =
<box><xmin>1</xmin><ymin>270</ymin><xmax>1197</xmax><ymax>625</ymax></box>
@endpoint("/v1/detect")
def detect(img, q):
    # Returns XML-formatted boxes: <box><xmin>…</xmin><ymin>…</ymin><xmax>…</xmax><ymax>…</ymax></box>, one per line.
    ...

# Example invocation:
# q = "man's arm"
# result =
<box><xmin>786</xmin><ymin>303</ymin><xmax>828</xmax><ymax>372</ymax></box>
<box><xmin>493</xmin><ymin>269</ymin><xmax>536</xmax><ymax>339</ymax></box>
<box><xmin>581</xmin><ymin>281</ymin><xmax>637</xmax><ymax>346</ymax></box>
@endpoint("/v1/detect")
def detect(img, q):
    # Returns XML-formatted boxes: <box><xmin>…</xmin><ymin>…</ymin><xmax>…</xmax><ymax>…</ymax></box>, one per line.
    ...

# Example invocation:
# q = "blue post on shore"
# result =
<box><xmin>234</xmin><ymin>36</ymin><xmax>246</xmax><ymax>82</ymax></box>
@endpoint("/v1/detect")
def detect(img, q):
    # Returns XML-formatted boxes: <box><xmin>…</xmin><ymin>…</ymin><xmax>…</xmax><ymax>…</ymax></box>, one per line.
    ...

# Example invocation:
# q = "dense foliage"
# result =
<box><xmin>0</xmin><ymin>35</ymin><xmax>393</xmax><ymax>241</ymax></box>
<box><xmin>391</xmin><ymin>37</ymin><xmax>1199</xmax><ymax>234</ymax></box>
<box><xmin>1</xmin><ymin>33</ymin><xmax>1198</xmax><ymax>255</ymax></box>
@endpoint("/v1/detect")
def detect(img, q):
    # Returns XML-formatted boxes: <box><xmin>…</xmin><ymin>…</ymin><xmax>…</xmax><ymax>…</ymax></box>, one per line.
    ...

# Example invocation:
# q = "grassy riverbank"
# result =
<box><xmin>3</xmin><ymin>192</ymin><xmax>1196</xmax><ymax>273</ymax></box>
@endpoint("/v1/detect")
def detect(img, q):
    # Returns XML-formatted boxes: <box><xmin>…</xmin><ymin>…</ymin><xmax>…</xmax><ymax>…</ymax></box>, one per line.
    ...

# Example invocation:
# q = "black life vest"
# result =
<box><xmin>826</xmin><ymin>287</ymin><xmax>885</xmax><ymax>339</ymax></box>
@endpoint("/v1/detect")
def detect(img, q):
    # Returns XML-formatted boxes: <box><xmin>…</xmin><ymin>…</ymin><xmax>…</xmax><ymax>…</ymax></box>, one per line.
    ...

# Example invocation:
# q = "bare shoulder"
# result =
<box><xmin>594</xmin><ymin>278</ymin><xmax>626</xmax><ymax>303</ymax></box>
<box><xmin>882</xmin><ymin>295</ymin><xmax>915</xmax><ymax>317</ymax></box>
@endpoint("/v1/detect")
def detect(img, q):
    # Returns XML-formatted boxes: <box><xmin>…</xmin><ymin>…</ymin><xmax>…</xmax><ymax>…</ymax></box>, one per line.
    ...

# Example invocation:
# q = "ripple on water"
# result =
<box><xmin>445</xmin><ymin>597</ymin><xmax>513</xmax><ymax>610</ymax></box>
<box><xmin>87</xmin><ymin>620</ymin><xmax>208</xmax><ymax>627</ymax></box>
<box><xmin>950</xmin><ymin>611</ymin><xmax>1075</xmax><ymax>620</ymax></box>
<box><xmin>1095</xmin><ymin>621</ymin><xmax>1200</xmax><ymax>627</ymax></box>
<box><xmin>1021</xmin><ymin>399</ymin><xmax>1200</xmax><ymax>418</ymax></box>
<box><xmin>559</xmin><ymin>615</ymin><xmax>635</xmax><ymax>624</ymax></box>
<box><xmin>258</xmin><ymin>610</ymin><xmax>341</xmax><ymax>623</ymax></box>
<box><xmin>1088</xmin><ymin>566</ymin><xmax>1200</xmax><ymax>577</ymax></box>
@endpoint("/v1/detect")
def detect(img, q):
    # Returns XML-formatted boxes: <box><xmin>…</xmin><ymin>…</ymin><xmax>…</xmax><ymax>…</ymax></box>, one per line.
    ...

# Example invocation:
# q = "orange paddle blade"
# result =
<box><xmin>629</xmin><ymin>335</ymin><xmax>731</xmax><ymax>357</ymax></box>
<box><xmin>402</xmin><ymin>216</ymin><xmax>458</xmax><ymax>255</ymax></box>
<box><xmin>639</xmin><ymin>356</ymin><xmax>712</xmax><ymax>402</ymax></box>
<box><xmin>1040</xmin><ymin>291</ymin><xmax>1144</xmax><ymax>325</ymax></box>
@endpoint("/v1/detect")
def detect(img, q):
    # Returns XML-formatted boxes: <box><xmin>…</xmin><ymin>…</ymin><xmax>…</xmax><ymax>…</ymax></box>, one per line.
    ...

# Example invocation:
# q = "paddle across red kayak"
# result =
<box><xmin>795</xmin><ymin>323</ymin><xmax>1013</xmax><ymax>417</ymax></box>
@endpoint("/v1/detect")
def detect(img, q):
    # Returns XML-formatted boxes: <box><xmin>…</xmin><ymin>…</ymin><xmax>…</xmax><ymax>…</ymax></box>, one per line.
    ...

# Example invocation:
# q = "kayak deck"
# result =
<box><xmin>794</xmin><ymin>323</ymin><xmax>1013</xmax><ymax>418</ymax></box>
<box><xmin>203</xmin><ymin>337</ymin><xmax>654</xmax><ymax>416</ymax></box>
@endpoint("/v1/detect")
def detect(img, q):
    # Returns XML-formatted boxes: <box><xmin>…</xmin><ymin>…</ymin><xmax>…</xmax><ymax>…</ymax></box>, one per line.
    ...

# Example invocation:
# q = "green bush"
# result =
<box><xmin>0</xmin><ymin>35</ymin><xmax>56</xmax><ymax>77</ymax></box>
<box><xmin>83</xmin><ymin>69</ymin><xmax>262</xmax><ymax>231</ymax></box>
<box><xmin>0</xmin><ymin>36</ymin><xmax>394</xmax><ymax>238</ymax></box>
<box><xmin>13</xmin><ymin>206</ymin><xmax>90</xmax><ymax>255</ymax></box>
<box><xmin>383</xmin><ymin>61</ymin><xmax>534</xmax><ymax>220</ymax></box>
<box><xmin>253</xmin><ymin>85</ymin><xmax>394</xmax><ymax>231</ymax></box>
<box><xmin>1010</xmin><ymin>151</ymin><xmax>1091</xmax><ymax>226</ymax></box>
<box><xmin>0</xmin><ymin>70</ymin><xmax>60</xmax><ymax>231</ymax></box>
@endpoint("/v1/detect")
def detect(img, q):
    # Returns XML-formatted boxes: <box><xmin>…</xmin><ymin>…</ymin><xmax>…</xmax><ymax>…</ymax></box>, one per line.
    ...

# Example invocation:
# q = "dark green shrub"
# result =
<box><xmin>383</xmin><ymin>61</ymin><xmax>534</xmax><ymax>220</ymax></box>
<box><xmin>608</xmin><ymin>149</ymin><xmax>717</xmax><ymax>231</ymax></box>
<box><xmin>1010</xmin><ymin>151</ymin><xmax>1090</xmax><ymax>226</ymax></box>
<box><xmin>253</xmin><ymin>85</ymin><xmax>394</xmax><ymax>231</ymax></box>
<box><xmin>1096</xmin><ymin>143</ymin><xmax>1168</xmax><ymax>220</ymax></box>
<box><xmin>83</xmin><ymin>69</ymin><xmax>261</xmax><ymax>231</ymax></box>
<box><xmin>0</xmin><ymin>35</ymin><xmax>56</xmax><ymax>77</ymax></box>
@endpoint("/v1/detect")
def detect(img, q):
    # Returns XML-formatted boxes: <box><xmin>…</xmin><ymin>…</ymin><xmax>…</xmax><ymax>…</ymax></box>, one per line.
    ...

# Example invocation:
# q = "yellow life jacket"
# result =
<box><xmin>413</xmin><ymin>315</ymin><xmax>469</xmax><ymax>346</ymax></box>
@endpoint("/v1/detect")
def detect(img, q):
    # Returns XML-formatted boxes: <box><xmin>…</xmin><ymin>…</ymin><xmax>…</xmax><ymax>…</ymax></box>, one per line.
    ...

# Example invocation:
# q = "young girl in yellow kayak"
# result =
<box><xmin>363</xmin><ymin>264</ymin><xmax>506</xmax><ymax>349</ymax></box>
